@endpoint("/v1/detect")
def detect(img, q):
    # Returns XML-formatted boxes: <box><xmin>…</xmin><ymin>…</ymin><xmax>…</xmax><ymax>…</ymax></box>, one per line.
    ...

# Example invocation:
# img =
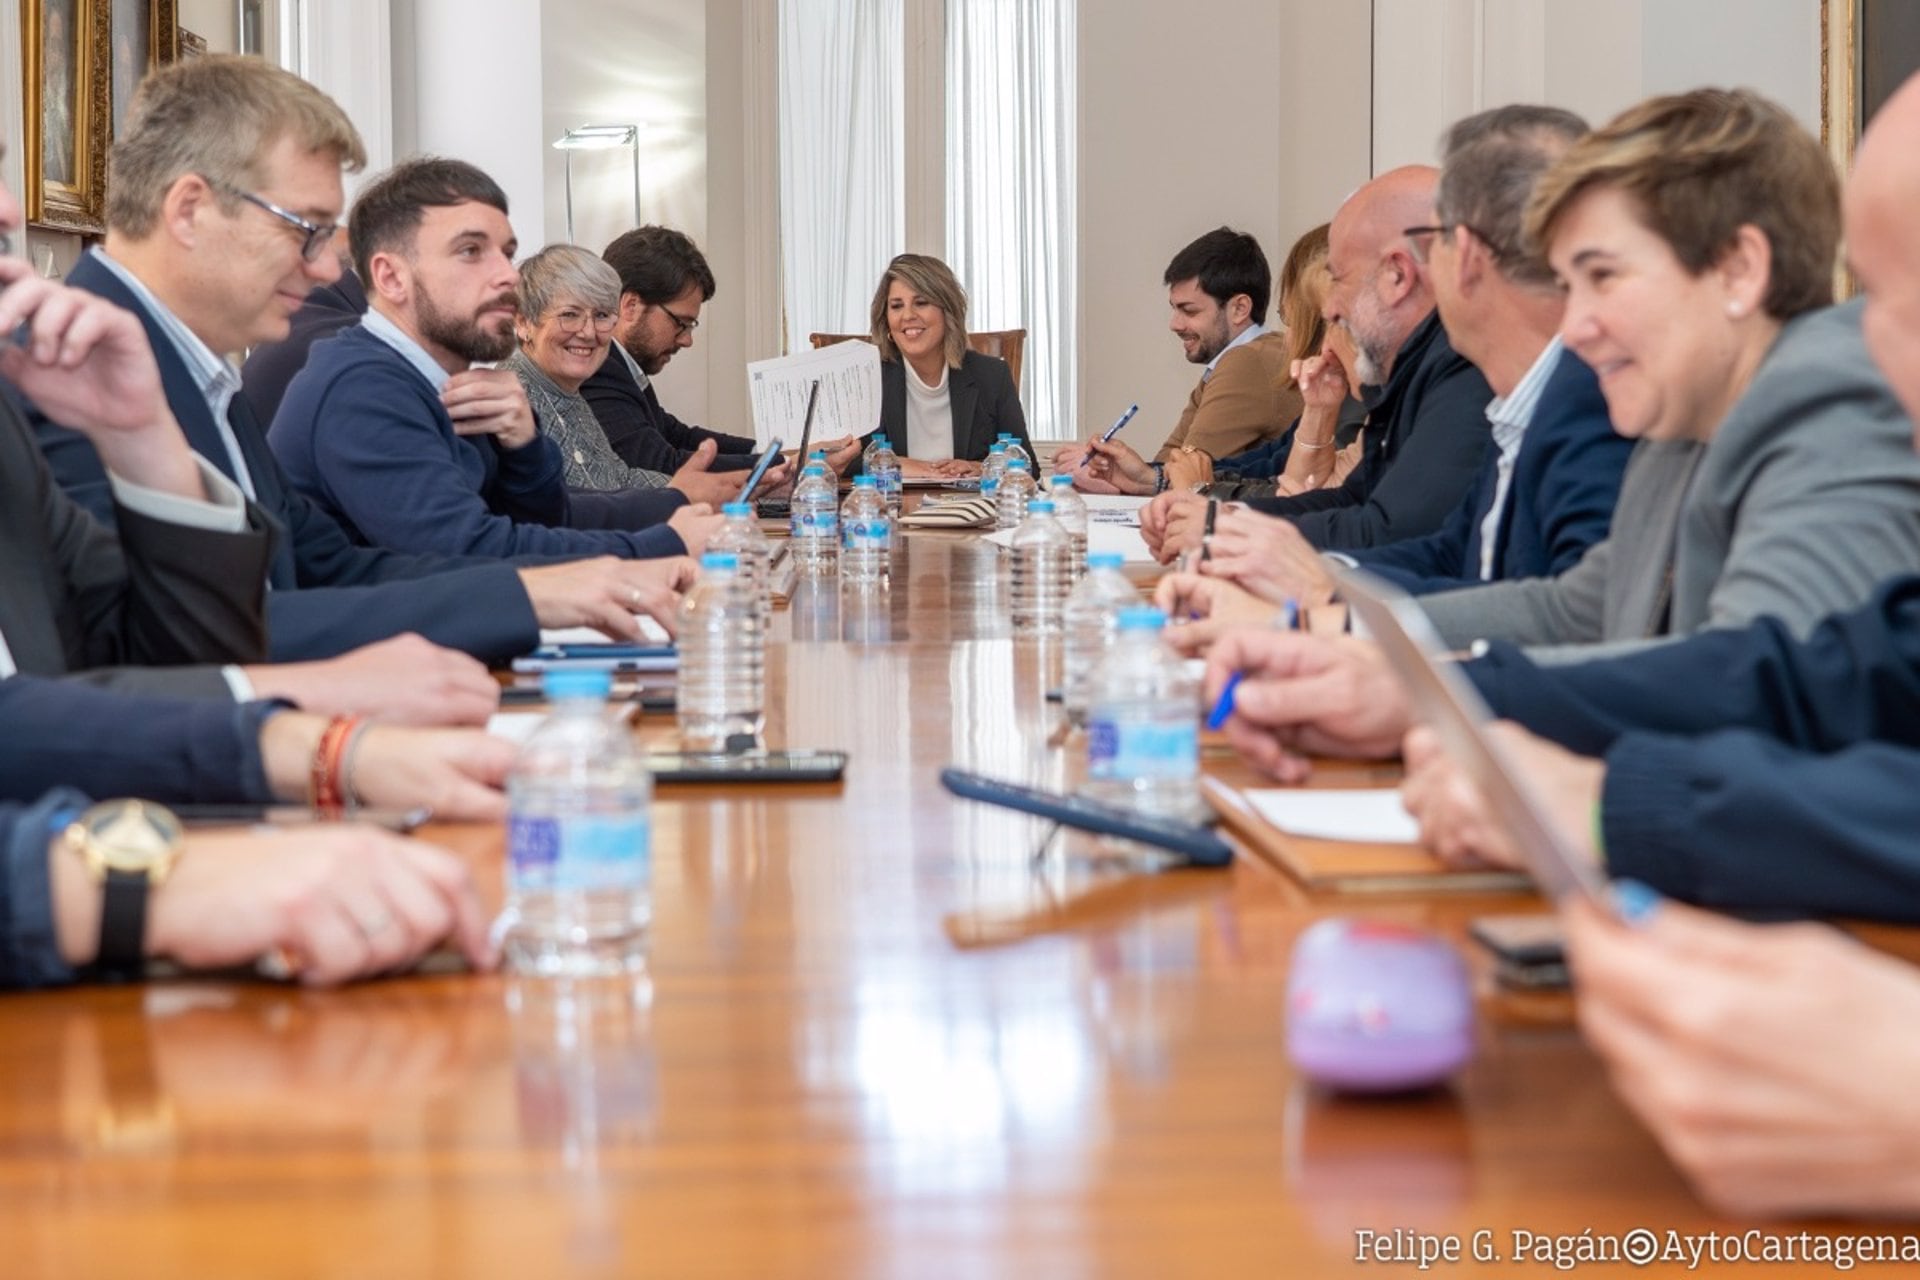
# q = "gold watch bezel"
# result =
<box><xmin>62</xmin><ymin>799</ymin><xmax>185</xmax><ymax>886</ymax></box>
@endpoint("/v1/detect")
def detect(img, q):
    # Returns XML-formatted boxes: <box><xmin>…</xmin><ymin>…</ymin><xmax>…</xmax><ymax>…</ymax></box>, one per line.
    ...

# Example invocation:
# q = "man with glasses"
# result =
<box><xmin>32</xmin><ymin>56</ymin><xmax>696</xmax><ymax>704</ymax></box>
<box><xmin>584</xmin><ymin>225</ymin><xmax>851</xmax><ymax>494</ymax></box>
<box><xmin>269</xmin><ymin>157</ymin><xmax>717</xmax><ymax>564</ymax></box>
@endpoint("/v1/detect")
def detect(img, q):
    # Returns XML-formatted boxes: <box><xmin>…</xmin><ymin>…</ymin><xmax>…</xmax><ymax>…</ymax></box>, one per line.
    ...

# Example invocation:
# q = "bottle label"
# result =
<box><xmin>792</xmin><ymin>510</ymin><xmax>839</xmax><ymax>542</ymax></box>
<box><xmin>1086</xmin><ymin>718</ymin><xmax>1198</xmax><ymax>781</ymax></box>
<box><xmin>842</xmin><ymin>516</ymin><xmax>892</xmax><ymax>550</ymax></box>
<box><xmin>509</xmin><ymin>813</ymin><xmax>651</xmax><ymax>891</ymax></box>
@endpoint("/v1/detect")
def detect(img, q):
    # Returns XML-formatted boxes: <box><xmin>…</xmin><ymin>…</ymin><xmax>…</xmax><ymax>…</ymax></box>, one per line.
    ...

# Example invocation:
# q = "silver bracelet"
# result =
<box><xmin>1294</xmin><ymin>438</ymin><xmax>1333</xmax><ymax>451</ymax></box>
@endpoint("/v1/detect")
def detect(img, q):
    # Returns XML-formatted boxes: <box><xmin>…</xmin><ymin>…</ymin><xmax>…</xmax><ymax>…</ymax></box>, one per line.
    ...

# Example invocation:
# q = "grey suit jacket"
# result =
<box><xmin>0</xmin><ymin>389</ymin><xmax>274</xmax><ymax>697</ymax></box>
<box><xmin>1417</xmin><ymin>300</ymin><xmax>1920</xmax><ymax>662</ymax></box>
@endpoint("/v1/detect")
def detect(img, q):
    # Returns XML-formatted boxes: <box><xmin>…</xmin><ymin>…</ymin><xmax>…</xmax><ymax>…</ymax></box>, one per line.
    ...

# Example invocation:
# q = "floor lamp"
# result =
<box><xmin>553</xmin><ymin>124</ymin><xmax>642</xmax><ymax>244</ymax></box>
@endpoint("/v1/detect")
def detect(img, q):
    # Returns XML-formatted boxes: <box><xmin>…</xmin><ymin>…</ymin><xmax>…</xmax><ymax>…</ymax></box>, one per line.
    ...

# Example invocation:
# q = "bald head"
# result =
<box><xmin>1847</xmin><ymin>71</ymin><xmax>1920</xmax><ymax>431</ymax></box>
<box><xmin>1323</xmin><ymin>165</ymin><xmax>1440</xmax><ymax>384</ymax></box>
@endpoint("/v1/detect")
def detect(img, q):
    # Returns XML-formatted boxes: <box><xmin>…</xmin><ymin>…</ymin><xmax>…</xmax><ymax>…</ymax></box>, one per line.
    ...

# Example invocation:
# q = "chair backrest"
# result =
<box><xmin>809</xmin><ymin>327</ymin><xmax>1027</xmax><ymax>392</ymax></box>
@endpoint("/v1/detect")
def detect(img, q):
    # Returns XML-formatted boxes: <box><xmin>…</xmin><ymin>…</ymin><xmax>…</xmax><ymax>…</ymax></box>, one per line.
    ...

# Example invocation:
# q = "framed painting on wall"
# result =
<box><xmin>23</xmin><ymin>0</ymin><xmax>110</xmax><ymax>233</ymax></box>
<box><xmin>1823</xmin><ymin>0</ymin><xmax>1920</xmax><ymax>171</ymax></box>
<box><xmin>109</xmin><ymin>0</ymin><xmax>180</xmax><ymax>141</ymax></box>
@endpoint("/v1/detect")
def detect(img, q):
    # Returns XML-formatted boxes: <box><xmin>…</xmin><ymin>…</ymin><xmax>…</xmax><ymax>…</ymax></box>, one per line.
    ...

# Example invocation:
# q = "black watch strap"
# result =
<box><xmin>94</xmin><ymin>867</ymin><xmax>150</xmax><ymax>983</ymax></box>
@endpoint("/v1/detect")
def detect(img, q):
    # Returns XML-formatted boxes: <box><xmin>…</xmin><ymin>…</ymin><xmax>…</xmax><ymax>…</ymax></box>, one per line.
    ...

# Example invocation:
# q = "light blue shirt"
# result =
<box><xmin>1476</xmin><ymin>336</ymin><xmax>1563</xmax><ymax>580</ymax></box>
<box><xmin>1203</xmin><ymin>322</ymin><xmax>1266</xmax><ymax>383</ymax></box>
<box><xmin>360</xmin><ymin>307</ymin><xmax>452</xmax><ymax>393</ymax></box>
<box><xmin>86</xmin><ymin>247</ymin><xmax>253</xmax><ymax>498</ymax></box>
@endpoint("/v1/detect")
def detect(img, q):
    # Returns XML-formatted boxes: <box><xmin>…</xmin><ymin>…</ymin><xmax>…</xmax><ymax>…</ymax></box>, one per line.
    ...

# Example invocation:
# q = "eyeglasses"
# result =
<box><xmin>548</xmin><ymin>305</ymin><xmax>618</xmax><ymax>334</ymax></box>
<box><xmin>209</xmin><ymin>177</ymin><xmax>339</xmax><ymax>262</ymax></box>
<box><xmin>1403</xmin><ymin>222</ymin><xmax>1506</xmax><ymax>266</ymax></box>
<box><xmin>658</xmin><ymin>304</ymin><xmax>700</xmax><ymax>336</ymax></box>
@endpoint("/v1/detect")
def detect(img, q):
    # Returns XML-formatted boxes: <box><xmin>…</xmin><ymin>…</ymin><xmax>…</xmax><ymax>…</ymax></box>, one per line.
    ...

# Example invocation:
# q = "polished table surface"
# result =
<box><xmin>0</xmin><ymin>535</ymin><xmax>1861</xmax><ymax>1277</ymax></box>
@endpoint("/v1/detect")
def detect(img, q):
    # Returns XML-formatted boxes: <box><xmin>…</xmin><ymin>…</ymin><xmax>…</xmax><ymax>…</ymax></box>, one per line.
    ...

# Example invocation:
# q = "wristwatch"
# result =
<box><xmin>61</xmin><ymin>799</ymin><xmax>184</xmax><ymax>982</ymax></box>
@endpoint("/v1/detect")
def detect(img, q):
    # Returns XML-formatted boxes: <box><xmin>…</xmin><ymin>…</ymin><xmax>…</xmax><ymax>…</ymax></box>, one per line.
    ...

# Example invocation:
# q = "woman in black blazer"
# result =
<box><xmin>870</xmin><ymin>254</ymin><xmax>1033</xmax><ymax>475</ymax></box>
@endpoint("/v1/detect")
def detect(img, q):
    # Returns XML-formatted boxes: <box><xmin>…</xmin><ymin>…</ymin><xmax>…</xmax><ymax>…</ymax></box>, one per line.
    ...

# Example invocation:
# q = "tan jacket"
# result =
<box><xmin>1154</xmin><ymin>329</ymin><xmax>1302</xmax><ymax>463</ymax></box>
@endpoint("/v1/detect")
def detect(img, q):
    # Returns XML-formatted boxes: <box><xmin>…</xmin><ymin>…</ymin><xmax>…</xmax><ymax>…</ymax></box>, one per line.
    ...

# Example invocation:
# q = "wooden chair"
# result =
<box><xmin>809</xmin><ymin>327</ymin><xmax>1026</xmax><ymax>391</ymax></box>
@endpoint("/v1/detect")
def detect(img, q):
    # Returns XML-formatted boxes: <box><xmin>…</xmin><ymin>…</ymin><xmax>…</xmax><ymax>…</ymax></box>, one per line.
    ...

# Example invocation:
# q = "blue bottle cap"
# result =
<box><xmin>854</xmin><ymin>475</ymin><xmax>878</xmax><ymax>488</ymax></box>
<box><xmin>542</xmin><ymin>668</ymin><xmax>613</xmax><ymax>700</ymax></box>
<box><xmin>1087</xmin><ymin>552</ymin><xmax>1124</xmax><ymax>569</ymax></box>
<box><xmin>988</xmin><ymin>442</ymin><xmax>1007</xmax><ymax>454</ymax></box>
<box><xmin>701</xmin><ymin>551</ymin><xmax>741</xmax><ymax>572</ymax></box>
<box><xmin>1007</xmin><ymin>458</ymin><xmax>1030</xmax><ymax>472</ymax></box>
<box><xmin>1049</xmin><ymin>473</ymin><xmax>1073</xmax><ymax>487</ymax></box>
<box><xmin>1028</xmin><ymin>499</ymin><xmax>1055</xmax><ymax>515</ymax></box>
<box><xmin>1116</xmin><ymin>605</ymin><xmax>1167</xmax><ymax>632</ymax></box>
<box><xmin>722</xmin><ymin>501</ymin><xmax>752</xmax><ymax>516</ymax></box>
<box><xmin>808</xmin><ymin>449</ymin><xmax>827</xmax><ymax>460</ymax></box>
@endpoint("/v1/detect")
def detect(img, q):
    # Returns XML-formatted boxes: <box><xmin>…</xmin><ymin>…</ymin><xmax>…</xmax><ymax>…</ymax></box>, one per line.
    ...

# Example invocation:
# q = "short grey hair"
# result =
<box><xmin>518</xmin><ymin>244</ymin><xmax>621</xmax><ymax>321</ymax></box>
<box><xmin>1435</xmin><ymin>104</ymin><xmax>1588</xmax><ymax>288</ymax></box>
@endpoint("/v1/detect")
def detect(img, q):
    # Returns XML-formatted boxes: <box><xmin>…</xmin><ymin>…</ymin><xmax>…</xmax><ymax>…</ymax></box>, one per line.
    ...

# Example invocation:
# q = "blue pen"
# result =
<box><xmin>1206</xmin><ymin>671</ymin><xmax>1243</xmax><ymax>731</ymax></box>
<box><xmin>1281</xmin><ymin>597</ymin><xmax>1300</xmax><ymax>631</ymax></box>
<box><xmin>1078</xmin><ymin>403</ymin><xmax>1140</xmax><ymax>469</ymax></box>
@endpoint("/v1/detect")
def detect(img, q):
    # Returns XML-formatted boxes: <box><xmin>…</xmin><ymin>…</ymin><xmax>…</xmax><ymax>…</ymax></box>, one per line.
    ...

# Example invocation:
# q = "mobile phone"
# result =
<box><xmin>171</xmin><ymin>804</ymin><xmax>431</xmax><ymax>832</ymax></box>
<box><xmin>501</xmin><ymin>681</ymin><xmax>675</xmax><ymax>710</ymax></box>
<box><xmin>645</xmin><ymin>749</ymin><xmax>848</xmax><ymax>783</ymax></box>
<box><xmin>737</xmin><ymin>437</ymin><xmax>784</xmax><ymax>502</ymax></box>
<box><xmin>511</xmin><ymin>644</ymin><xmax>678</xmax><ymax>674</ymax></box>
<box><xmin>1469</xmin><ymin>915</ymin><xmax>1570</xmax><ymax>990</ymax></box>
<box><xmin>757</xmin><ymin>497</ymin><xmax>793</xmax><ymax>519</ymax></box>
<box><xmin>938</xmin><ymin>767</ymin><xmax>1233</xmax><ymax>867</ymax></box>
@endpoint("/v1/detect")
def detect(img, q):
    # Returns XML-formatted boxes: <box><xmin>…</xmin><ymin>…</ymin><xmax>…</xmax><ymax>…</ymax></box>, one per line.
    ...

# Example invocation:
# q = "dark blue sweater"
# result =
<box><xmin>270</xmin><ymin>325</ymin><xmax>687</xmax><ymax>561</ymax></box>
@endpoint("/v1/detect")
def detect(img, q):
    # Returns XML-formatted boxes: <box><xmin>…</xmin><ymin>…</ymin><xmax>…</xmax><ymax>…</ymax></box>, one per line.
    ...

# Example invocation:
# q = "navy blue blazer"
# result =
<box><xmin>877</xmin><ymin>350</ymin><xmax>1033</xmax><ymax>463</ymax></box>
<box><xmin>1356</xmin><ymin>348</ymin><xmax>1631</xmax><ymax>594</ymax></box>
<box><xmin>1465</xmin><ymin>576</ymin><xmax>1920</xmax><ymax>921</ymax></box>
<box><xmin>34</xmin><ymin>255</ymin><xmax>541</xmax><ymax>663</ymax></box>
<box><xmin>580</xmin><ymin>347</ymin><xmax>759</xmax><ymax>474</ymax></box>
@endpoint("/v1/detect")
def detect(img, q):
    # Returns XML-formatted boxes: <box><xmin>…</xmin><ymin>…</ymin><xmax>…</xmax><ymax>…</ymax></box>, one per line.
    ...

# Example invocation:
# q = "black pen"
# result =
<box><xmin>1200</xmin><ymin>498</ymin><xmax>1218</xmax><ymax>563</ymax></box>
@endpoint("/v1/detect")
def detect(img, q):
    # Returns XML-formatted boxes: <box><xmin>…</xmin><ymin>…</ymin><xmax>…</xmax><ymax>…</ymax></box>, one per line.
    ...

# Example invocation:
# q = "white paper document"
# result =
<box><xmin>747</xmin><ymin>341</ymin><xmax>884</xmax><ymax>448</ymax></box>
<box><xmin>1243</xmin><ymin>789</ymin><xmax>1422</xmax><ymax>844</ymax></box>
<box><xmin>538</xmin><ymin>616</ymin><xmax>671</xmax><ymax>646</ymax></box>
<box><xmin>486</xmin><ymin>713</ymin><xmax>548</xmax><ymax>745</ymax></box>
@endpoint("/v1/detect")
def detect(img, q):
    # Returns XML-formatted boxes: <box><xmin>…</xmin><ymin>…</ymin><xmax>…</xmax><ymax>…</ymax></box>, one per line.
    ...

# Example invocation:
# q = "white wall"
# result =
<box><xmin>1374</xmin><ymin>0</ymin><xmax>1819</xmax><ymax>169</ymax></box>
<box><xmin>539</xmin><ymin>0</ymin><xmax>713</xmax><ymax>423</ymax></box>
<box><xmin>1075</xmin><ymin>0</ymin><xmax>1370</xmax><ymax>458</ymax></box>
<box><xmin>402</xmin><ymin>0</ymin><xmax>545</xmax><ymax>250</ymax></box>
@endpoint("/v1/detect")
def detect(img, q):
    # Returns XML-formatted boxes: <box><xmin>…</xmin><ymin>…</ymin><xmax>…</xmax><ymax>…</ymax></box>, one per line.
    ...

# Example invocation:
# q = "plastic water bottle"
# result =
<box><xmin>1010</xmin><ymin>499</ymin><xmax>1073</xmax><ymax>635</ymax></box>
<box><xmin>1063</xmin><ymin>552</ymin><xmax>1140</xmax><ymax>724</ymax></box>
<box><xmin>841</xmin><ymin>475</ymin><xmax>891</xmax><ymax>587</ymax></box>
<box><xmin>995</xmin><ymin>458</ymin><xmax>1038</xmax><ymax>530</ymax></box>
<box><xmin>981</xmin><ymin>441</ymin><xmax>1010</xmax><ymax>492</ymax></box>
<box><xmin>676</xmin><ymin>551</ymin><xmax>766</xmax><ymax>751</ymax></box>
<box><xmin>1047</xmin><ymin>473</ymin><xmax>1089</xmax><ymax>570</ymax></box>
<box><xmin>868</xmin><ymin>436</ymin><xmax>903</xmax><ymax>517</ymax></box>
<box><xmin>998</xmin><ymin>432</ymin><xmax>1032</xmax><ymax>473</ymax></box>
<box><xmin>713</xmin><ymin>501</ymin><xmax>772</xmax><ymax>623</ymax></box>
<box><xmin>791</xmin><ymin>463</ymin><xmax>840</xmax><ymax>576</ymax></box>
<box><xmin>503</xmin><ymin>669</ymin><xmax>653</xmax><ymax>977</ymax></box>
<box><xmin>1084</xmin><ymin>606</ymin><xmax>1200</xmax><ymax>817</ymax></box>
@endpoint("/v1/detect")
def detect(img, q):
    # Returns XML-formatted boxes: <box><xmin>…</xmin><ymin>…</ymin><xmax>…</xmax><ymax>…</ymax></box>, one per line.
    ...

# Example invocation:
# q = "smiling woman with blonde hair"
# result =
<box><xmin>869</xmin><ymin>253</ymin><xmax>1033</xmax><ymax>476</ymax></box>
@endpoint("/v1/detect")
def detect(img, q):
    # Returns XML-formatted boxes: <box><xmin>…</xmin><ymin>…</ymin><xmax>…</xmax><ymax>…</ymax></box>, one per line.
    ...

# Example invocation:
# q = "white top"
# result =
<box><xmin>903</xmin><ymin>360</ymin><xmax>953</xmax><ymax>461</ymax></box>
<box><xmin>1476</xmin><ymin>336</ymin><xmax>1563</xmax><ymax>580</ymax></box>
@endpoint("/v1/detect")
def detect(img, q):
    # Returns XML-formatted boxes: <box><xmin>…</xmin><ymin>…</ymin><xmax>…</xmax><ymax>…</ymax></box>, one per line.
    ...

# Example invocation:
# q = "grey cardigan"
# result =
<box><xmin>1417</xmin><ymin>299</ymin><xmax>1920</xmax><ymax>662</ymax></box>
<box><xmin>508</xmin><ymin>350</ymin><xmax>670</xmax><ymax>492</ymax></box>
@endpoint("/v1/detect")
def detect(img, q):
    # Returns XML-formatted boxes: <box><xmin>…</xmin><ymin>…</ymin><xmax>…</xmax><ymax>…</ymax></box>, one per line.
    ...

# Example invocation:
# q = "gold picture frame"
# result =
<box><xmin>108</xmin><ymin>0</ymin><xmax>180</xmax><ymax>143</ymax></box>
<box><xmin>1820</xmin><ymin>0</ymin><xmax>1859</xmax><ymax>176</ymax></box>
<box><xmin>23</xmin><ymin>0</ymin><xmax>110</xmax><ymax>234</ymax></box>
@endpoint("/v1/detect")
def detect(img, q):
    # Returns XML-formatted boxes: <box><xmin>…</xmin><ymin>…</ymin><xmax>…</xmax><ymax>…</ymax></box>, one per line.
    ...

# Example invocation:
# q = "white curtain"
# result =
<box><xmin>778</xmin><ymin>0</ymin><xmax>904</xmax><ymax>349</ymax></box>
<box><xmin>946</xmin><ymin>0</ymin><xmax>1077</xmax><ymax>441</ymax></box>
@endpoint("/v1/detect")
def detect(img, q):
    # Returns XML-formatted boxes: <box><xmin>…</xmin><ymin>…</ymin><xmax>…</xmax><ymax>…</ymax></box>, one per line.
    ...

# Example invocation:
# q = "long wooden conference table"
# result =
<box><xmin>0</xmin><ymin>533</ymin><xmax>1877</xmax><ymax>1276</ymax></box>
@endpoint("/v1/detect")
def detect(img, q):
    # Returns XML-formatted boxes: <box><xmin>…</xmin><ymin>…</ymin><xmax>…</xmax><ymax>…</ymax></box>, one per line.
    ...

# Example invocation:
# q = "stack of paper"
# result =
<box><xmin>746</xmin><ymin>341</ymin><xmax>884</xmax><ymax>448</ymax></box>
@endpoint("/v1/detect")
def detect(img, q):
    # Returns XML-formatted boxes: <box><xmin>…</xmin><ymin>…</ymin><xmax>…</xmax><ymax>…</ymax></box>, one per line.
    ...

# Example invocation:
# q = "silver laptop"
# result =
<box><xmin>1334</xmin><ymin>565</ymin><xmax>1609</xmax><ymax>907</ymax></box>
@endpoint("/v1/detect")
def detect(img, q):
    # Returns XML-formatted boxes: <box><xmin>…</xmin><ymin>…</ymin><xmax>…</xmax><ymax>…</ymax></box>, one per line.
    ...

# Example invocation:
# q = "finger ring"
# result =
<box><xmin>354</xmin><ymin>909</ymin><xmax>393</xmax><ymax>939</ymax></box>
<box><xmin>628</xmin><ymin>587</ymin><xmax>645</xmax><ymax>609</ymax></box>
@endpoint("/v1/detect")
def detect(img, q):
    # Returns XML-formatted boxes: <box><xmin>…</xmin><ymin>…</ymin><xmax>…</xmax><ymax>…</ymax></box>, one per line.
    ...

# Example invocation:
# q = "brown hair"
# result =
<box><xmin>869</xmin><ymin>253</ymin><xmax>969</xmax><ymax>368</ymax></box>
<box><xmin>1523</xmin><ymin>88</ymin><xmax>1838</xmax><ymax>319</ymax></box>
<box><xmin>1276</xmin><ymin>223</ymin><xmax>1331</xmax><ymax>373</ymax></box>
<box><xmin>108</xmin><ymin>54</ymin><xmax>365</xmax><ymax>238</ymax></box>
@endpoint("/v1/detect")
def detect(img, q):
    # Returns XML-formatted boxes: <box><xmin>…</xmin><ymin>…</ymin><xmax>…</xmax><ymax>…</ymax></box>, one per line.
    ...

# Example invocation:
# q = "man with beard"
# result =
<box><xmin>1142</xmin><ymin>170</ymin><xmax>1495</xmax><ymax>551</ymax></box>
<box><xmin>269</xmin><ymin>158</ymin><xmax>709</xmax><ymax>562</ymax></box>
<box><xmin>1056</xmin><ymin>227</ymin><xmax>1299</xmax><ymax>492</ymax></box>
<box><xmin>32</xmin><ymin>58</ymin><xmax>693</xmax><ymax>710</ymax></box>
